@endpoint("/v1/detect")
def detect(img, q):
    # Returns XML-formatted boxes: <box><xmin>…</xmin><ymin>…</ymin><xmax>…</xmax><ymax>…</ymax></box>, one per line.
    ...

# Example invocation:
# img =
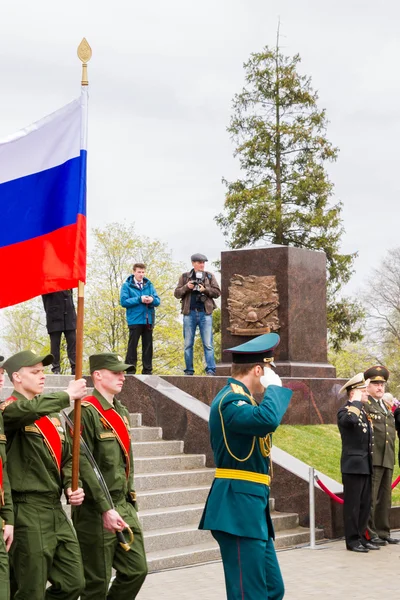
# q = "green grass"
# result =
<box><xmin>273</xmin><ymin>425</ymin><xmax>400</xmax><ymax>505</ymax></box>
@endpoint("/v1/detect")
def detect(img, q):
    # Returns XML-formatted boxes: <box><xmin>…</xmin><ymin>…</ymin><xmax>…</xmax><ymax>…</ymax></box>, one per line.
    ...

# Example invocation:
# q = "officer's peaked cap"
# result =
<box><xmin>363</xmin><ymin>365</ymin><xmax>389</xmax><ymax>383</ymax></box>
<box><xmin>224</xmin><ymin>333</ymin><xmax>280</xmax><ymax>365</ymax></box>
<box><xmin>339</xmin><ymin>373</ymin><xmax>368</xmax><ymax>395</ymax></box>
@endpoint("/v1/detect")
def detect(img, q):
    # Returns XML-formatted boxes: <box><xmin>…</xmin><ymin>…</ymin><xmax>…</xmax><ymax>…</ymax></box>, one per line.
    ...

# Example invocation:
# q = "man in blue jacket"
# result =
<box><xmin>199</xmin><ymin>333</ymin><xmax>292</xmax><ymax>600</ymax></box>
<box><xmin>120</xmin><ymin>263</ymin><xmax>160</xmax><ymax>374</ymax></box>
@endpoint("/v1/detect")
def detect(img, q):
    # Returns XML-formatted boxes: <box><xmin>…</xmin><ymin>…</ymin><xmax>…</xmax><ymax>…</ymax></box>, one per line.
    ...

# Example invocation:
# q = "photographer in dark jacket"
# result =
<box><xmin>42</xmin><ymin>290</ymin><xmax>76</xmax><ymax>374</ymax></box>
<box><xmin>174</xmin><ymin>253</ymin><xmax>220</xmax><ymax>376</ymax></box>
<box><xmin>337</xmin><ymin>373</ymin><xmax>378</xmax><ymax>553</ymax></box>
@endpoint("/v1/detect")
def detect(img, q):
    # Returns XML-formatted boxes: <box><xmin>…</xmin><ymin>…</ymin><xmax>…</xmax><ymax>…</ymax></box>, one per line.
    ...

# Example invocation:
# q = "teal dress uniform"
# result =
<box><xmin>199</xmin><ymin>335</ymin><xmax>292</xmax><ymax>600</ymax></box>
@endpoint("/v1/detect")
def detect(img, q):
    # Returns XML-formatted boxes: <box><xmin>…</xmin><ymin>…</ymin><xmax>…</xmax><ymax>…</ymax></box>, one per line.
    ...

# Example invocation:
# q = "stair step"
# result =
<box><xmin>274</xmin><ymin>527</ymin><xmax>324</xmax><ymax>549</ymax></box>
<box><xmin>145</xmin><ymin>526</ymin><xmax>324</xmax><ymax>572</ymax></box>
<box><xmin>135</xmin><ymin>469</ymin><xmax>215</xmax><ymax>491</ymax></box>
<box><xmin>135</xmin><ymin>454</ymin><xmax>206</xmax><ymax>474</ymax></box>
<box><xmin>130</xmin><ymin>427</ymin><xmax>162</xmax><ymax>442</ymax></box>
<box><xmin>137</xmin><ymin>486</ymin><xmax>211</xmax><ymax>510</ymax></box>
<box><xmin>129</xmin><ymin>413</ymin><xmax>142</xmax><ymax>427</ymax></box>
<box><xmin>146</xmin><ymin>541</ymin><xmax>221</xmax><ymax>572</ymax></box>
<box><xmin>271</xmin><ymin>511</ymin><xmax>299</xmax><ymax>532</ymax></box>
<box><xmin>132</xmin><ymin>440</ymin><xmax>183</xmax><ymax>457</ymax></box>
<box><xmin>139</xmin><ymin>504</ymin><xmax>205</xmax><ymax>531</ymax></box>
<box><xmin>143</xmin><ymin>524</ymin><xmax>212</xmax><ymax>553</ymax></box>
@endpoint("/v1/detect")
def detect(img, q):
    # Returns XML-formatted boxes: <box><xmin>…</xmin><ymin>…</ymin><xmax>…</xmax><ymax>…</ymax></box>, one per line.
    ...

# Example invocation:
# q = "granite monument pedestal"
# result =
<box><xmin>215</xmin><ymin>245</ymin><xmax>336</xmax><ymax>378</ymax></box>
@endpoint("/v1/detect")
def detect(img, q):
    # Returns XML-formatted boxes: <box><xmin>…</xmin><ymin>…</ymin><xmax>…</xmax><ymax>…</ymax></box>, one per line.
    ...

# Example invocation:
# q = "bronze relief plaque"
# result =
<box><xmin>227</xmin><ymin>274</ymin><xmax>280</xmax><ymax>336</ymax></box>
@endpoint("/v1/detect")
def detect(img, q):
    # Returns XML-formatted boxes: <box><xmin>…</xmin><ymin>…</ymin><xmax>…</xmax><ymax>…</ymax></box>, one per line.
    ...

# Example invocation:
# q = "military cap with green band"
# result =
<box><xmin>3</xmin><ymin>350</ymin><xmax>53</xmax><ymax>378</ymax></box>
<box><xmin>89</xmin><ymin>353</ymin><xmax>133</xmax><ymax>373</ymax></box>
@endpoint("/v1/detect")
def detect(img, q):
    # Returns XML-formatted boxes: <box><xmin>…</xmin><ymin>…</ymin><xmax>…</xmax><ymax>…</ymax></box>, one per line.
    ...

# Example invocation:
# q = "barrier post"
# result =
<box><xmin>309</xmin><ymin>466</ymin><xmax>316</xmax><ymax>549</ymax></box>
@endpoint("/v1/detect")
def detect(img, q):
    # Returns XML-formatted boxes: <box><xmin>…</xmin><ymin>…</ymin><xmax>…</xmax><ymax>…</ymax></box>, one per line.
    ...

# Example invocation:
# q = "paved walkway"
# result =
<box><xmin>138</xmin><ymin>536</ymin><xmax>400</xmax><ymax>599</ymax></box>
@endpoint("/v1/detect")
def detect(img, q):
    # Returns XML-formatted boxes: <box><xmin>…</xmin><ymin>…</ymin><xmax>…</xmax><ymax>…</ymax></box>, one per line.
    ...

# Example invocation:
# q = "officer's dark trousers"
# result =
<box><xmin>368</xmin><ymin>466</ymin><xmax>392</xmax><ymax>539</ymax></box>
<box><xmin>49</xmin><ymin>330</ymin><xmax>76</xmax><ymax>374</ymax></box>
<box><xmin>125</xmin><ymin>325</ymin><xmax>153</xmax><ymax>374</ymax></box>
<box><xmin>212</xmin><ymin>531</ymin><xmax>284</xmax><ymax>600</ymax></box>
<box><xmin>0</xmin><ymin>535</ymin><xmax>9</xmax><ymax>600</ymax></box>
<box><xmin>73</xmin><ymin>499</ymin><xmax>148</xmax><ymax>600</ymax></box>
<box><xmin>342</xmin><ymin>473</ymin><xmax>371</xmax><ymax>548</ymax></box>
<box><xmin>10</xmin><ymin>499</ymin><xmax>84</xmax><ymax>600</ymax></box>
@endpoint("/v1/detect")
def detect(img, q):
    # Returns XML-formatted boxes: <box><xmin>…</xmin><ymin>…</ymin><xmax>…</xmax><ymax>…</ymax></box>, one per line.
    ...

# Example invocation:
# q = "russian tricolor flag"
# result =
<box><xmin>0</xmin><ymin>89</ymin><xmax>87</xmax><ymax>308</ymax></box>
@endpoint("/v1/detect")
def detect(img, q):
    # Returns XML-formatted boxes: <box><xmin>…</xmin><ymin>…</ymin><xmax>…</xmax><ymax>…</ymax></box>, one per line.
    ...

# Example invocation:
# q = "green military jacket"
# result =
<box><xmin>68</xmin><ymin>389</ymin><xmax>135</xmax><ymax>514</ymax></box>
<box><xmin>199</xmin><ymin>378</ymin><xmax>292</xmax><ymax>540</ymax></box>
<box><xmin>1</xmin><ymin>390</ymin><xmax>72</xmax><ymax>497</ymax></box>
<box><xmin>0</xmin><ymin>412</ymin><xmax>13</xmax><ymax>525</ymax></box>
<box><xmin>363</xmin><ymin>395</ymin><xmax>396</xmax><ymax>469</ymax></box>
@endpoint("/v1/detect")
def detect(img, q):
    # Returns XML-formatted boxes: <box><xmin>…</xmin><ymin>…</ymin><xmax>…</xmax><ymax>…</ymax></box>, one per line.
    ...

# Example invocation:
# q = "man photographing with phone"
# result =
<box><xmin>120</xmin><ymin>263</ymin><xmax>160</xmax><ymax>375</ymax></box>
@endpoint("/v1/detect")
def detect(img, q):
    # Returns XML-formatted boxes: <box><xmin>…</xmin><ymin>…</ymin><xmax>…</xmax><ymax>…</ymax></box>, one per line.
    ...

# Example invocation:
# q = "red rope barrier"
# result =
<box><xmin>392</xmin><ymin>475</ymin><xmax>400</xmax><ymax>490</ymax></box>
<box><xmin>315</xmin><ymin>477</ymin><xmax>344</xmax><ymax>504</ymax></box>
<box><xmin>315</xmin><ymin>475</ymin><xmax>400</xmax><ymax>504</ymax></box>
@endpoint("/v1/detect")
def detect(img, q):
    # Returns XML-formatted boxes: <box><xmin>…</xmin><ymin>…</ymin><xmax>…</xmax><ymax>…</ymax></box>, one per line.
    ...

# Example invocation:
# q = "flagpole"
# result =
<box><xmin>72</xmin><ymin>38</ymin><xmax>92</xmax><ymax>490</ymax></box>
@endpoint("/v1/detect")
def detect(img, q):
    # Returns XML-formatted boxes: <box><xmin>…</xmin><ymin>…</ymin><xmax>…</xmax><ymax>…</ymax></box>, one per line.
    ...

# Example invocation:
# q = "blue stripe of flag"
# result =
<box><xmin>0</xmin><ymin>150</ymin><xmax>87</xmax><ymax>248</ymax></box>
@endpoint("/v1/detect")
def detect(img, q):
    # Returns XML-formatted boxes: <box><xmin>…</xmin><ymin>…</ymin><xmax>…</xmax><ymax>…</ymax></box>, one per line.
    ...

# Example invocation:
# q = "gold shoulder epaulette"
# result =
<box><xmin>81</xmin><ymin>401</ymin><xmax>91</xmax><ymax>407</ymax></box>
<box><xmin>0</xmin><ymin>398</ymin><xmax>16</xmax><ymax>412</ymax></box>
<box><xmin>347</xmin><ymin>406</ymin><xmax>361</xmax><ymax>417</ymax></box>
<box><xmin>230</xmin><ymin>383</ymin><xmax>247</xmax><ymax>396</ymax></box>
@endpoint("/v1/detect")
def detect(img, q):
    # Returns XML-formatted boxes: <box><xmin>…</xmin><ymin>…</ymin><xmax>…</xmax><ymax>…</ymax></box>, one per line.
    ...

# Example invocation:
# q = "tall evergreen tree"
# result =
<box><xmin>216</xmin><ymin>40</ymin><xmax>363</xmax><ymax>350</ymax></box>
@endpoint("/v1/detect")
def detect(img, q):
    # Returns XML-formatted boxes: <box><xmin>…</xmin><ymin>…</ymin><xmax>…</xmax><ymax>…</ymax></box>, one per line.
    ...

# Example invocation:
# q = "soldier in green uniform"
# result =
<box><xmin>0</xmin><ymin>356</ymin><xmax>14</xmax><ymax>600</ymax></box>
<box><xmin>1</xmin><ymin>350</ymin><xmax>88</xmax><ymax>600</ymax></box>
<box><xmin>363</xmin><ymin>365</ymin><xmax>400</xmax><ymax>545</ymax></box>
<box><xmin>68</xmin><ymin>353</ymin><xmax>148</xmax><ymax>600</ymax></box>
<box><xmin>199</xmin><ymin>333</ymin><xmax>292</xmax><ymax>600</ymax></box>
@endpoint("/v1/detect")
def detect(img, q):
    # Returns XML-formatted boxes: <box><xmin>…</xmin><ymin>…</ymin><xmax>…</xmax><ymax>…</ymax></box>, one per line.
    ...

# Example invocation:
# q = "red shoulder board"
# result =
<box><xmin>83</xmin><ymin>395</ymin><xmax>131</xmax><ymax>478</ymax></box>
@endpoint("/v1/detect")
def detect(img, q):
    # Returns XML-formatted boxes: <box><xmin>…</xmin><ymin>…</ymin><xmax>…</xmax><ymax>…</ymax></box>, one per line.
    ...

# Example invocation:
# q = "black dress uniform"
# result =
<box><xmin>337</xmin><ymin>374</ymin><xmax>373</xmax><ymax>551</ymax></box>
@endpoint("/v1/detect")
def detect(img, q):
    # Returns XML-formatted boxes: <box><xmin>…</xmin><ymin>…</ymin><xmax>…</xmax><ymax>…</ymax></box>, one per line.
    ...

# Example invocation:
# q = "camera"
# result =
<box><xmin>190</xmin><ymin>271</ymin><xmax>205</xmax><ymax>292</ymax></box>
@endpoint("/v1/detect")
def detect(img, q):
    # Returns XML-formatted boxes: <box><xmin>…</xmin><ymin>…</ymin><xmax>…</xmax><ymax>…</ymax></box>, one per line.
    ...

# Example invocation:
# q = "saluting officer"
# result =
<box><xmin>337</xmin><ymin>373</ymin><xmax>377</xmax><ymax>552</ymax></box>
<box><xmin>363</xmin><ymin>365</ymin><xmax>399</xmax><ymax>545</ymax></box>
<box><xmin>1</xmin><ymin>350</ymin><xmax>87</xmax><ymax>600</ymax></box>
<box><xmin>68</xmin><ymin>353</ymin><xmax>147</xmax><ymax>600</ymax></box>
<box><xmin>199</xmin><ymin>333</ymin><xmax>292</xmax><ymax>600</ymax></box>
<box><xmin>0</xmin><ymin>356</ymin><xmax>13</xmax><ymax>600</ymax></box>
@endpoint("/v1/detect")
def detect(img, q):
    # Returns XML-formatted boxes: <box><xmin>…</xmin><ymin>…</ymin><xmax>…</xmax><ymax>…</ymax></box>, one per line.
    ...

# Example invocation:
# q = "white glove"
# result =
<box><xmin>260</xmin><ymin>367</ymin><xmax>282</xmax><ymax>389</ymax></box>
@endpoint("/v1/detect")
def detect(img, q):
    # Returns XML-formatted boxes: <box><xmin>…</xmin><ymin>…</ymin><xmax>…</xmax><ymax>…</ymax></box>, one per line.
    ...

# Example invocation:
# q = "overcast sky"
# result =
<box><xmin>1</xmin><ymin>0</ymin><xmax>399</xmax><ymax>295</ymax></box>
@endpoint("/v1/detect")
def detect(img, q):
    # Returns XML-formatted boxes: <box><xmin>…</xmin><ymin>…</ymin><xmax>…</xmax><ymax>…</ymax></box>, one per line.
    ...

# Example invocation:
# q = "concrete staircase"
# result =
<box><xmin>130</xmin><ymin>412</ymin><xmax>324</xmax><ymax>572</ymax></box>
<box><xmin>1</xmin><ymin>375</ymin><xmax>325</xmax><ymax>572</ymax></box>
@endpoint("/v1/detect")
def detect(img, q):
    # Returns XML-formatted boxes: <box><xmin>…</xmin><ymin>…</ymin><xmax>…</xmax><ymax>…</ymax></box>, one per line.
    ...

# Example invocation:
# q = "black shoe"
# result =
<box><xmin>370</xmin><ymin>537</ymin><xmax>388</xmax><ymax>546</ymax></box>
<box><xmin>362</xmin><ymin>542</ymin><xmax>380</xmax><ymax>550</ymax></box>
<box><xmin>382</xmin><ymin>537</ymin><xmax>400</xmax><ymax>544</ymax></box>
<box><xmin>347</xmin><ymin>544</ymin><xmax>369</xmax><ymax>553</ymax></box>
<box><xmin>52</xmin><ymin>370</ymin><xmax>61</xmax><ymax>375</ymax></box>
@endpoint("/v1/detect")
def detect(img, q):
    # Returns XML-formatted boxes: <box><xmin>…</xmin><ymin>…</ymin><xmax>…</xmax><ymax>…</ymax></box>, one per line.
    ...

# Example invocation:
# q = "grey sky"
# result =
<box><xmin>1</xmin><ymin>0</ymin><xmax>399</xmax><ymax>294</ymax></box>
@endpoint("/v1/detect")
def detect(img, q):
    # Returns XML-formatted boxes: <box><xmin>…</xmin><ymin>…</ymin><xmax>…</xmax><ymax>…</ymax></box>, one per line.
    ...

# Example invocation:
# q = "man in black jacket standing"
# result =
<box><xmin>337</xmin><ymin>373</ymin><xmax>379</xmax><ymax>553</ymax></box>
<box><xmin>42</xmin><ymin>290</ymin><xmax>76</xmax><ymax>374</ymax></box>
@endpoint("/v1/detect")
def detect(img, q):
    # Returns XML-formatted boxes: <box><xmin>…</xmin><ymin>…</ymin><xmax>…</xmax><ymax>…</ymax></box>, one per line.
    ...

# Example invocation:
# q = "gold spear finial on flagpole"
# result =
<box><xmin>77</xmin><ymin>38</ymin><xmax>92</xmax><ymax>86</ymax></box>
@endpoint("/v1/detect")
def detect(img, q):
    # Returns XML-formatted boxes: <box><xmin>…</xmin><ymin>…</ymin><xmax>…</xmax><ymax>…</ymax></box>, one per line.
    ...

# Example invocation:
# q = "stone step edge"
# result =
<box><xmin>144</xmin><ymin>523</ymin><xmax>320</xmax><ymax>538</ymax></box>
<box><xmin>135</xmin><ymin>469</ymin><xmax>214</xmax><ymax>477</ymax></box>
<box><xmin>139</xmin><ymin>504</ymin><xmax>299</xmax><ymax>519</ymax></box>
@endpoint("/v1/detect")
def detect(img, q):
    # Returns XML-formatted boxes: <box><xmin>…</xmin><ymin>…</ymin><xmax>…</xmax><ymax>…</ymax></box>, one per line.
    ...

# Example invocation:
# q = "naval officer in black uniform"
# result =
<box><xmin>337</xmin><ymin>373</ymin><xmax>378</xmax><ymax>552</ymax></box>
